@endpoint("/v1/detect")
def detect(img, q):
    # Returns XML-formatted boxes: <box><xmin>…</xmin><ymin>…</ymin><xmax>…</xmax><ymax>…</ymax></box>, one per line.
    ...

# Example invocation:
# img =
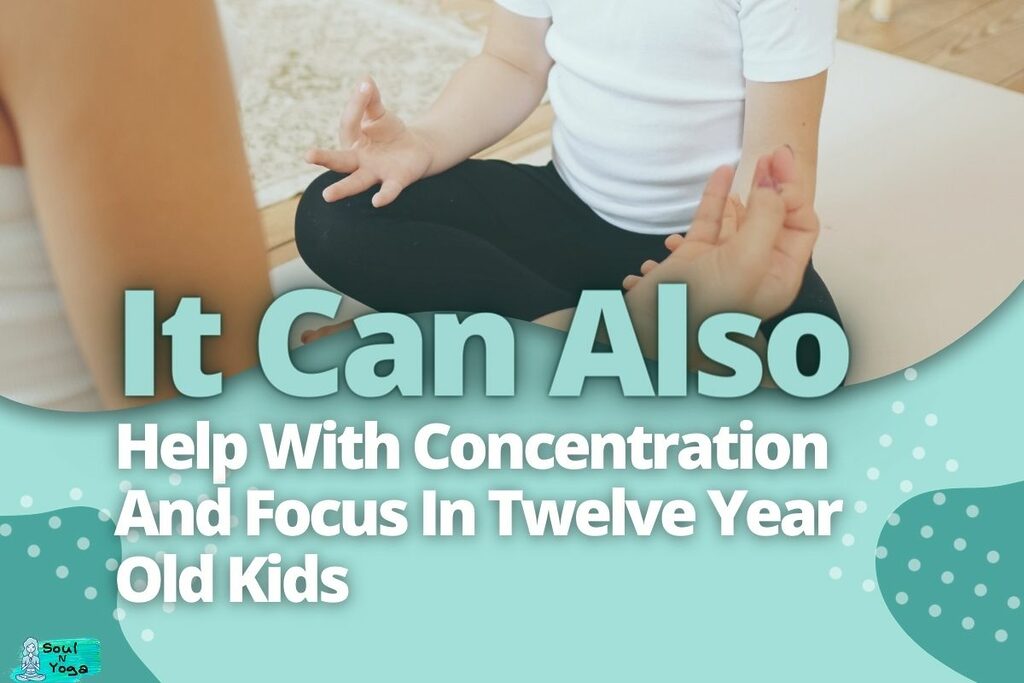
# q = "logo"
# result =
<box><xmin>10</xmin><ymin>638</ymin><xmax>101</xmax><ymax>682</ymax></box>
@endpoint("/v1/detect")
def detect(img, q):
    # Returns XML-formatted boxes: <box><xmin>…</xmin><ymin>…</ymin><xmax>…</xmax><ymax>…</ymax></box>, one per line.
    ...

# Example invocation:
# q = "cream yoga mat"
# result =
<box><xmin>222</xmin><ymin>0</ymin><xmax>483</xmax><ymax>207</ymax></box>
<box><xmin>272</xmin><ymin>41</ymin><xmax>1024</xmax><ymax>385</ymax></box>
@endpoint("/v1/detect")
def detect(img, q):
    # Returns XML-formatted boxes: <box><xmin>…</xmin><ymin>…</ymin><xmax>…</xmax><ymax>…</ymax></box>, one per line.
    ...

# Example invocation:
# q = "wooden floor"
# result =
<box><xmin>263</xmin><ymin>0</ymin><xmax>1024</xmax><ymax>267</ymax></box>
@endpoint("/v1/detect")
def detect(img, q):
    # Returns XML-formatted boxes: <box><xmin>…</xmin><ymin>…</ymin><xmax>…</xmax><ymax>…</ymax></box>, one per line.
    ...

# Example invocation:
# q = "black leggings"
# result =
<box><xmin>294</xmin><ymin>160</ymin><xmax>843</xmax><ymax>371</ymax></box>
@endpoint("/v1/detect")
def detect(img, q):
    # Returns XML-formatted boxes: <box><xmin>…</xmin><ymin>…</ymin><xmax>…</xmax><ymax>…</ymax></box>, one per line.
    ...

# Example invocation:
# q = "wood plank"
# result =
<box><xmin>839</xmin><ymin>0</ymin><xmax>993</xmax><ymax>52</ymax></box>
<box><xmin>260</xmin><ymin>195</ymin><xmax>300</xmax><ymax>252</ymax></box>
<box><xmin>476</xmin><ymin>104</ymin><xmax>553</xmax><ymax>161</ymax></box>
<box><xmin>269</xmin><ymin>240</ymin><xmax>300</xmax><ymax>268</ymax></box>
<box><xmin>1002</xmin><ymin>67</ymin><xmax>1024</xmax><ymax>91</ymax></box>
<box><xmin>898</xmin><ymin>0</ymin><xmax>1024</xmax><ymax>84</ymax></box>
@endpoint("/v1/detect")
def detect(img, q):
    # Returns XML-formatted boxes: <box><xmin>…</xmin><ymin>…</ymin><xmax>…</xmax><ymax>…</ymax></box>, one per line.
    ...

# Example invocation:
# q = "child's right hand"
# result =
<box><xmin>306</xmin><ymin>77</ymin><xmax>435</xmax><ymax>208</ymax></box>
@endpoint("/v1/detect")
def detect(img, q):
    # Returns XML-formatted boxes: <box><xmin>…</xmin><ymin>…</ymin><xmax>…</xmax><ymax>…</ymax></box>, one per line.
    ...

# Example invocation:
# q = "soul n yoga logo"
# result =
<box><xmin>9</xmin><ymin>638</ymin><xmax>101</xmax><ymax>682</ymax></box>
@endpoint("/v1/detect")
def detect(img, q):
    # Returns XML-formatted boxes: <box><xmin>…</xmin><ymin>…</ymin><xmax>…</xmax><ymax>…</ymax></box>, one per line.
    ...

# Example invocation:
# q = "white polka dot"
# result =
<box><xmin>905</xmin><ymin>368</ymin><xmax>918</xmax><ymax>381</ymax></box>
<box><xmin>854</xmin><ymin>501</ymin><xmax>868</xmax><ymax>514</ymax></box>
<box><xmin>127</xmin><ymin>531</ymin><xmax>140</xmax><ymax>544</ymax></box>
<box><xmin>987</xmin><ymin>551</ymin><xmax>1000</xmax><ymax>564</ymax></box>
<box><xmin>942</xmin><ymin>571</ymin><xmax>955</xmax><ymax>585</ymax></box>
<box><xmin>925</xmin><ymin>414</ymin><xmax>939</xmax><ymax>427</ymax></box>
<box><xmin>995</xmin><ymin>630</ymin><xmax>1009</xmax><ymax>643</ymax></box>
<box><xmin>55</xmin><ymin>566</ymin><xmax>69</xmax><ymax>579</ymax></box>
<box><xmin>896</xmin><ymin>592</ymin><xmax>909</xmax><ymax>605</ymax></box>
<box><xmin>1008</xmin><ymin>596</ymin><xmax>1021</xmax><ymax>610</ymax></box>
<box><xmin>0</xmin><ymin>523</ymin><xmax>11</xmax><ymax>537</ymax></box>
<box><xmin>954</xmin><ymin>538</ymin><xmax>968</xmax><ymax>551</ymax></box>
<box><xmin>97</xmin><ymin>509</ymin><xmax>111</xmax><ymax>522</ymax></box>
<box><xmin>946</xmin><ymin>459</ymin><xmax>960</xmax><ymax>473</ymax></box>
<box><xmin>205</xmin><ymin>543</ymin><xmax>218</xmax><ymax>556</ymax></box>
<box><xmin>842</xmin><ymin>534</ymin><xmax>855</xmax><ymax>547</ymax></box>
<box><xmin>888</xmin><ymin>513</ymin><xmax>901</xmax><ymax>526</ymax></box>
<box><xmin>876</xmin><ymin>546</ymin><xmax>889</xmax><ymax>560</ymax></box>
<box><xmin>69</xmin><ymin>487</ymin><xmax>83</xmax><ymax>501</ymax></box>
<box><xmin>908</xmin><ymin>559</ymin><xmax>922</xmax><ymax>572</ymax></box>
<box><xmin>197</xmin><ymin>494</ymin><xmax>209</xmax><ymax>504</ymax></box>
<box><xmin>929</xmin><ymin>604</ymin><xmax>942</xmax><ymax>618</ymax></box>
<box><xmin>933</xmin><ymin>492</ymin><xmax>946</xmax><ymax>505</ymax></box>
<box><xmin>133</xmin><ymin>578</ymin><xmax>146</xmax><ymax>591</ymax></box>
<box><xmin>829</xmin><ymin>567</ymin><xmax>843</xmax><ymax>580</ymax></box>
<box><xmin>966</xmin><ymin>505</ymin><xmax>980</xmax><ymax>519</ymax></box>
<box><xmin>169</xmin><ymin>474</ymin><xmax>182</xmax><ymax>486</ymax></box>
<box><xmin>892</xmin><ymin>401</ymin><xmax>905</xmax><ymax>415</ymax></box>
<box><xmin>962</xmin><ymin>617</ymin><xmax>975</xmax><ymax>630</ymax></box>
<box><xmin>105</xmin><ymin>558</ymin><xmax>119</xmax><ymax>571</ymax></box>
<box><xmin>27</xmin><ymin>544</ymin><xmax>40</xmax><ymax>558</ymax></box>
<box><xmin>880</xmin><ymin>434</ymin><xmax>893</xmax><ymax>448</ymax></box>
<box><xmin>913</xmin><ymin>447</ymin><xmax>926</xmax><ymax>460</ymax></box>
<box><xmin>162</xmin><ymin>603</ymin><xmax>175</xmax><ymax>614</ymax></box>
<box><xmin>77</xmin><ymin>537</ymin><xmax>90</xmax><ymax>550</ymax></box>
<box><xmin>975</xmin><ymin>584</ymin><xmax>988</xmax><ymax>597</ymax></box>
<box><xmin>84</xmin><ymin>586</ymin><xmax>97</xmax><ymax>600</ymax></box>
<box><xmin>19</xmin><ymin>495</ymin><xmax>32</xmax><ymax>509</ymax></box>
<box><xmin>900</xmin><ymin>480</ymin><xmax>914</xmax><ymax>493</ymax></box>
<box><xmin>140</xmin><ymin>629</ymin><xmax>154</xmax><ymax>643</ymax></box>
<box><xmin>921</xmin><ymin>526</ymin><xmax>934</xmax><ymax>539</ymax></box>
<box><xmin>119</xmin><ymin>481</ymin><xmax>132</xmax><ymax>493</ymax></box>
<box><xmin>230</xmin><ymin>515</ymin><xmax>240</xmax><ymax>529</ymax></box>
<box><xmin>113</xmin><ymin>608</ymin><xmax>126</xmax><ymax>622</ymax></box>
<box><xmin>862</xmin><ymin>580</ymin><xmax>876</xmax><ymax>593</ymax></box>
<box><xmin>48</xmin><ymin>516</ymin><xmax>61</xmax><ymax>530</ymax></box>
<box><xmin>867</xmin><ymin>467</ymin><xmax>881</xmax><ymax>481</ymax></box>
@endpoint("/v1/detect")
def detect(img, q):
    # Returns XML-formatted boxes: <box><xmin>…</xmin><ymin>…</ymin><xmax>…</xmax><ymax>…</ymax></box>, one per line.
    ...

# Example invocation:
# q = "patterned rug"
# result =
<box><xmin>220</xmin><ymin>0</ymin><xmax>483</xmax><ymax>207</ymax></box>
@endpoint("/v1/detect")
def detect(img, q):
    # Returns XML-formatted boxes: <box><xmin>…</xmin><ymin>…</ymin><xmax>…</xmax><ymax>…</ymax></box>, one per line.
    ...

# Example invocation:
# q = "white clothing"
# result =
<box><xmin>0</xmin><ymin>167</ymin><xmax>103</xmax><ymax>411</ymax></box>
<box><xmin>495</xmin><ymin>0</ymin><xmax>838</xmax><ymax>233</ymax></box>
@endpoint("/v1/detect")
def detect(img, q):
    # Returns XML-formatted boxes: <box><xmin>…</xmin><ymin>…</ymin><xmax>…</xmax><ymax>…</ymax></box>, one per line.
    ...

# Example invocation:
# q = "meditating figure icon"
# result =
<box><xmin>15</xmin><ymin>637</ymin><xmax>46</xmax><ymax>682</ymax></box>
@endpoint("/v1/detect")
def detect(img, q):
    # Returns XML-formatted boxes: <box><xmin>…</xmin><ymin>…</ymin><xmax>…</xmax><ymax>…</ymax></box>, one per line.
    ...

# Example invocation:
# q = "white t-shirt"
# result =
<box><xmin>495</xmin><ymin>0</ymin><xmax>838</xmax><ymax>234</ymax></box>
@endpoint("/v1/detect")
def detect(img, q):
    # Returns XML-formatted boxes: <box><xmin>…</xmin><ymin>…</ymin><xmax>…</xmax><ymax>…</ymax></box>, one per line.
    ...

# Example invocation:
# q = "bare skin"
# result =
<box><xmin>306</xmin><ymin>7</ymin><xmax>553</xmax><ymax>207</ymax></box>
<box><xmin>0</xmin><ymin>2</ymin><xmax>272</xmax><ymax>408</ymax></box>
<box><xmin>536</xmin><ymin>146</ymin><xmax>819</xmax><ymax>365</ymax></box>
<box><xmin>0</xmin><ymin>2</ymin><xmax>820</xmax><ymax>403</ymax></box>
<box><xmin>306</xmin><ymin>145</ymin><xmax>819</xmax><ymax>357</ymax></box>
<box><xmin>307</xmin><ymin>8</ymin><xmax>826</xmax><ymax>211</ymax></box>
<box><xmin>302</xmin><ymin>7</ymin><xmax>827</xmax><ymax>342</ymax></box>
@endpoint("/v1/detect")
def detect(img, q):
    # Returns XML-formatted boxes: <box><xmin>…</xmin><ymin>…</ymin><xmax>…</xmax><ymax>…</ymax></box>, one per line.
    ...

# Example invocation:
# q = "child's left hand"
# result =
<box><xmin>622</xmin><ymin>145</ymin><xmax>820</xmax><ymax>322</ymax></box>
<box><xmin>625</xmin><ymin>192</ymin><xmax>746</xmax><ymax>289</ymax></box>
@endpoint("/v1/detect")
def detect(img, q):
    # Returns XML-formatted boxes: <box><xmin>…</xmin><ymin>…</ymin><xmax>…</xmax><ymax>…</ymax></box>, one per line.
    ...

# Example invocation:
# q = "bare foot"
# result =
<box><xmin>301</xmin><ymin>319</ymin><xmax>356</xmax><ymax>344</ymax></box>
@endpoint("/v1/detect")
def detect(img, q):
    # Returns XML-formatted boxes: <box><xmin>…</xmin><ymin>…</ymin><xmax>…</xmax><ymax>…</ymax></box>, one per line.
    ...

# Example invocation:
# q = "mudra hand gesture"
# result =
<box><xmin>622</xmin><ymin>145</ymin><xmax>819</xmax><ymax>324</ymax></box>
<box><xmin>306</xmin><ymin>77</ymin><xmax>435</xmax><ymax>208</ymax></box>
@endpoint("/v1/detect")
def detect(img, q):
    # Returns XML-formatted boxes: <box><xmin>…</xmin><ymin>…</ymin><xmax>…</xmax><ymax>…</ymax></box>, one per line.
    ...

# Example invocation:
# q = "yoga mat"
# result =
<box><xmin>221</xmin><ymin>0</ymin><xmax>483</xmax><ymax>207</ymax></box>
<box><xmin>815</xmin><ymin>42</ymin><xmax>1024</xmax><ymax>384</ymax></box>
<box><xmin>272</xmin><ymin>41</ymin><xmax>1024</xmax><ymax>385</ymax></box>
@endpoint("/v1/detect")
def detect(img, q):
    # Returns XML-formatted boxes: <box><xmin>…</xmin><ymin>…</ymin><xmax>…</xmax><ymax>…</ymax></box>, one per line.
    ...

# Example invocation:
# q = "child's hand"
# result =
<box><xmin>744</xmin><ymin>147</ymin><xmax>819</xmax><ymax>319</ymax></box>
<box><xmin>306</xmin><ymin>77</ymin><xmax>435</xmax><ymax>208</ymax></box>
<box><xmin>625</xmin><ymin>194</ymin><xmax>746</xmax><ymax>290</ymax></box>
<box><xmin>622</xmin><ymin>146</ymin><xmax>820</xmax><ymax>322</ymax></box>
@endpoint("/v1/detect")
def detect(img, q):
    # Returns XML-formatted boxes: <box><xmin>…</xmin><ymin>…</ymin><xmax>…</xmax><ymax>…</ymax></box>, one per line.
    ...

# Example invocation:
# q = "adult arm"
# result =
<box><xmin>0</xmin><ymin>1</ymin><xmax>272</xmax><ymax>408</ymax></box>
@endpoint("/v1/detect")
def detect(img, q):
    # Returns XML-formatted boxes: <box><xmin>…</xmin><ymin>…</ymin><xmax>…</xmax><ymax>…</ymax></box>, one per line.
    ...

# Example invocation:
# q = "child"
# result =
<box><xmin>295</xmin><ymin>0</ymin><xmax>842</xmax><ymax>371</ymax></box>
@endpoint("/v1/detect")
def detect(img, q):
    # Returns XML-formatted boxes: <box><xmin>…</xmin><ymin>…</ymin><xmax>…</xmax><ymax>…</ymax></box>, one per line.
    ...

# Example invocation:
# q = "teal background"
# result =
<box><xmin>877</xmin><ymin>482</ymin><xmax>1023</xmax><ymax>681</ymax></box>
<box><xmin>1</xmin><ymin>285</ymin><xmax>1022</xmax><ymax>682</ymax></box>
